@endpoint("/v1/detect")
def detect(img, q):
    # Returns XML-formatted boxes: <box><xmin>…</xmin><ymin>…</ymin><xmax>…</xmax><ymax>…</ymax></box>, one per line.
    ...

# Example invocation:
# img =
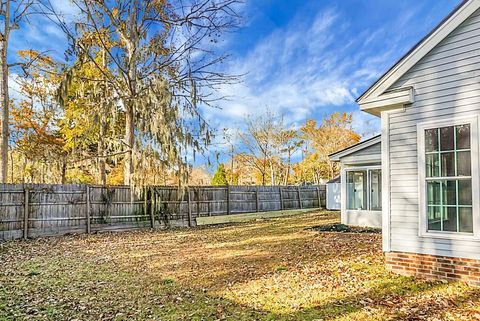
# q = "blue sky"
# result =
<box><xmin>9</xmin><ymin>0</ymin><xmax>462</xmax><ymax>167</ymax></box>
<box><xmin>197</xmin><ymin>0</ymin><xmax>460</xmax><ymax>166</ymax></box>
<box><xmin>206</xmin><ymin>0</ymin><xmax>460</xmax><ymax>132</ymax></box>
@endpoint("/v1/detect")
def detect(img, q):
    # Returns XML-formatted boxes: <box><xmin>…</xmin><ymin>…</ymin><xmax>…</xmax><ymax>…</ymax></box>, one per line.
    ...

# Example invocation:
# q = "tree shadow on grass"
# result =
<box><xmin>0</xmin><ymin>256</ymin><xmax>459</xmax><ymax>321</ymax></box>
<box><xmin>265</xmin><ymin>277</ymin><xmax>480</xmax><ymax>321</ymax></box>
<box><xmin>4</xmin><ymin>211</ymin><xmax>479</xmax><ymax>320</ymax></box>
<box><xmin>3</xmin><ymin>243</ymin><xmax>480</xmax><ymax>321</ymax></box>
<box><xmin>110</xmin><ymin>230</ymin><xmax>382</xmax><ymax>293</ymax></box>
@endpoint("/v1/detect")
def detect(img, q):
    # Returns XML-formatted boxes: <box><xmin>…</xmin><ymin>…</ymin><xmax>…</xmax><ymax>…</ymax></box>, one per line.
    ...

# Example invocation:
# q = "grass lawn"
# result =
<box><xmin>1</xmin><ymin>210</ymin><xmax>480</xmax><ymax>320</ymax></box>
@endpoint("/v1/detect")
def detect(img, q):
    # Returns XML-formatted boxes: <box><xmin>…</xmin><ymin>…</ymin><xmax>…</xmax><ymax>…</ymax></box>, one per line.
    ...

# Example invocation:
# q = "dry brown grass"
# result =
<box><xmin>1</xmin><ymin>210</ymin><xmax>480</xmax><ymax>320</ymax></box>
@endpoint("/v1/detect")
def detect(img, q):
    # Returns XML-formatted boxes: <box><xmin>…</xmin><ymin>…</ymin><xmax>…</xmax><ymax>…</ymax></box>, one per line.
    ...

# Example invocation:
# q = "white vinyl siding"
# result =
<box><xmin>386</xmin><ymin>8</ymin><xmax>480</xmax><ymax>259</ymax></box>
<box><xmin>350</xmin><ymin>143</ymin><xmax>381</xmax><ymax>157</ymax></box>
<box><xmin>338</xmin><ymin>141</ymin><xmax>382</xmax><ymax>164</ymax></box>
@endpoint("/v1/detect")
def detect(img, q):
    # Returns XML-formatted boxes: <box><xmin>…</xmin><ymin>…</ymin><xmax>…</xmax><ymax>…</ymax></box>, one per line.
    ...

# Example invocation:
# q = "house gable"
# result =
<box><xmin>383</xmin><ymin>3</ymin><xmax>480</xmax><ymax>260</ymax></box>
<box><xmin>358</xmin><ymin>0</ymin><xmax>480</xmax><ymax>116</ymax></box>
<box><xmin>329</xmin><ymin>135</ymin><xmax>381</xmax><ymax>163</ymax></box>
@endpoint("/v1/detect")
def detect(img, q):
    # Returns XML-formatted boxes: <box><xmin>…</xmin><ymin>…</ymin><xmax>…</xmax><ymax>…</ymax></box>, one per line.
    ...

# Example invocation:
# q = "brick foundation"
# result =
<box><xmin>385</xmin><ymin>251</ymin><xmax>480</xmax><ymax>286</ymax></box>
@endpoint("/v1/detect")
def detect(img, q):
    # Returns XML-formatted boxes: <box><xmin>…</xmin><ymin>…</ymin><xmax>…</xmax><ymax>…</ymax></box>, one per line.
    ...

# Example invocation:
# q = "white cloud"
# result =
<box><xmin>8</xmin><ymin>73</ymin><xmax>23</xmax><ymax>102</ymax></box>
<box><xmin>351</xmin><ymin>111</ymin><xmax>381</xmax><ymax>138</ymax></box>
<box><xmin>49</xmin><ymin>0</ymin><xmax>81</xmax><ymax>17</ymax></box>
<box><xmin>203</xmin><ymin>5</ymin><xmax>415</xmax><ymax>142</ymax></box>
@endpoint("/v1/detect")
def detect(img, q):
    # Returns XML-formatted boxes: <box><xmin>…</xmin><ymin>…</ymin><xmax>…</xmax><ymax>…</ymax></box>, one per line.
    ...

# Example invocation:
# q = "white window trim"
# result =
<box><xmin>417</xmin><ymin>115</ymin><xmax>480</xmax><ymax>240</ymax></box>
<box><xmin>342</xmin><ymin>165</ymin><xmax>382</xmax><ymax>215</ymax></box>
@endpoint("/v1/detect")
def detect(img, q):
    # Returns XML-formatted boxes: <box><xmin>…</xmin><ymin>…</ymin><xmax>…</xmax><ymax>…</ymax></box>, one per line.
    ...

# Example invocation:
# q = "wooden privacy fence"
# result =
<box><xmin>0</xmin><ymin>184</ymin><xmax>326</xmax><ymax>240</ymax></box>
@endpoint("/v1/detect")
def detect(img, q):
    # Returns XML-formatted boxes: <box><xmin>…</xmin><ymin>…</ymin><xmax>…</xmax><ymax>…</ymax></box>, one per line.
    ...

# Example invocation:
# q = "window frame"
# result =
<box><xmin>417</xmin><ymin>116</ymin><xmax>480</xmax><ymax>240</ymax></box>
<box><xmin>343</xmin><ymin>165</ymin><xmax>382</xmax><ymax>213</ymax></box>
<box><xmin>346</xmin><ymin>170</ymin><xmax>368</xmax><ymax>211</ymax></box>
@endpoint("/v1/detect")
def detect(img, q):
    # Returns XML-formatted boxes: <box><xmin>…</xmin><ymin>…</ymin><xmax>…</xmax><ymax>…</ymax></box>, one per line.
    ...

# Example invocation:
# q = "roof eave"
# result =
<box><xmin>359</xmin><ymin>87</ymin><xmax>414</xmax><ymax>117</ymax></box>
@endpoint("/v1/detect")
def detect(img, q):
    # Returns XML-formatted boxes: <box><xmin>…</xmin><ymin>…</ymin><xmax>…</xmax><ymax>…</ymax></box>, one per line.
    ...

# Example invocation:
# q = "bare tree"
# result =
<box><xmin>276</xmin><ymin>129</ymin><xmax>302</xmax><ymax>185</ymax></box>
<box><xmin>238</xmin><ymin>110</ymin><xmax>285</xmax><ymax>186</ymax></box>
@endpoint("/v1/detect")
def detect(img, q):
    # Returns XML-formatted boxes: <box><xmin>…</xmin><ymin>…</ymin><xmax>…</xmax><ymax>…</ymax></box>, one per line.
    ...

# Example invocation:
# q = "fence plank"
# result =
<box><xmin>297</xmin><ymin>186</ymin><xmax>303</xmax><ymax>210</ymax></box>
<box><xmin>23</xmin><ymin>188</ymin><xmax>29</xmax><ymax>240</ymax></box>
<box><xmin>279</xmin><ymin>187</ymin><xmax>284</xmax><ymax>210</ymax></box>
<box><xmin>226</xmin><ymin>185</ymin><xmax>231</xmax><ymax>215</ymax></box>
<box><xmin>150</xmin><ymin>187</ymin><xmax>155</xmax><ymax>228</ymax></box>
<box><xmin>187</xmin><ymin>187</ymin><xmax>192</xmax><ymax>227</ymax></box>
<box><xmin>0</xmin><ymin>183</ymin><xmax>326</xmax><ymax>240</ymax></box>
<box><xmin>316</xmin><ymin>186</ymin><xmax>321</xmax><ymax>208</ymax></box>
<box><xmin>86</xmin><ymin>186</ymin><xmax>91</xmax><ymax>234</ymax></box>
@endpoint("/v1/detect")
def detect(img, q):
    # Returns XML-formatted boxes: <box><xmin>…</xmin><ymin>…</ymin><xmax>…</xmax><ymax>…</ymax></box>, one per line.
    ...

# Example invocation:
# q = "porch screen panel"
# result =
<box><xmin>370</xmin><ymin>169</ymin><xmax>382</xmax><ymax>211</ymax></box>
<box><xmin>347</xmin><ymin>171</ymin><xmax>367</xmax><ymax>210</ymax></box>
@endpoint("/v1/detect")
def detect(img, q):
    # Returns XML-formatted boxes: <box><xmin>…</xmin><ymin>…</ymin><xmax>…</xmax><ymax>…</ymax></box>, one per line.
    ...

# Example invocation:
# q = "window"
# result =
<box><xmin>419</xmin><ymin>117</ymin><xmax>479</xmax><ymax>237</ymax></box>
<box><xmin>347</xmin><ymin>171</ymin><xmax>367</xmax><ymax>210</ymax></box>
<box><xmin>346</xmin><ymin>168</ymin><xmax>381</xmax><ymax>211</ymax></box>
<box><xmin>370</xmin><ymin>169</ymin><xmax>382</xmax><ymax>211</ymax></box>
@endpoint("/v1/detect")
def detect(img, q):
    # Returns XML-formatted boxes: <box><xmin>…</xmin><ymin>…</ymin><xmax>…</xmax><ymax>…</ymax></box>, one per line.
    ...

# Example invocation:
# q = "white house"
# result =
<box><xmin>329</xmin><ymin>135</ymin><xmax>382</xmax><ymax>227</ymax></box>
<box><xmin>358</xmin><ymin>0</ymin><xmax>480</xmax><ymax>284</ymax></box>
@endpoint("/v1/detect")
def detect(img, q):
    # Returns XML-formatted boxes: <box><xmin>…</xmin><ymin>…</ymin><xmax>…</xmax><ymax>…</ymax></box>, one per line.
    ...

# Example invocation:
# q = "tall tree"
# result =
<box><xmin>0</xmin><ymin>0</ymin><xmax>35</xmax><ymax>182</ymax></box>
<box><xmin>275</xmin><ymin>129</ymin><xmax>302</xmax><ymax>185</ymax></box>
<box><xmin>54</xmin><ymin>0</ymin><xmax>241</xmax><ymax>186</ymax></box>
<box><xmin>211</xmin><ymin>163</ymin><xmax>228</xmax><ymax>185</ymax></box>
<box><xmin>238</xmin><ymin>111</ymin><xmax>283</xmax><ymax>185</ymax></box>
<box><xmin>301</xmin><ymin>113</ymin><xmax>361</xmax><ymax>180</ymax></box>
<box><xmin>10</xmin><ymin>50</ymin><xmax>66</xmax><ymax>183</ymax></box>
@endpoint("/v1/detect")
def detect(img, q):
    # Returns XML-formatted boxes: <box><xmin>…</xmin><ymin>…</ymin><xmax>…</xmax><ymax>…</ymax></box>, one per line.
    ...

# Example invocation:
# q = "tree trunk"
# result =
<box><xmin>328</xmin><ymin>160</ymin><xmax>334</xmax><ymax>180</ymax></box>
<box><xmin>60</xmin><ymin>161</ymin><xmax>67</xmax><ymax>184</ymax></box>
<box><xmin>284</xmin><ymin>152</ymin><xmax>292</xmax><ymax>185</ymax></box>
<box><xmin>270</xmin><ymin>161</ymin><xmax>275</xmax><ymax>186</ymax></box>
<box><xmin>124</xmin><ymin>103</ymin><xmax>134</xmax><ymax>185</ymax></box>
<box><xmin>0</xmin><ymin>1</ymin><xmax>9</xmax><ymax>183</ymax></box>
<box><xmin>98</xmin><ymin>49</ymin><xmax>107</xmax><ymax>186</ymax></box>
<box><xmin>9</xmin><ymin>149</ymin><xmax>13</xmax><ymax>183</ymax></box>
<box><xmin>29</xmin><ymin>161</ymin><xmax>34</xmax><ymax>183</ymax></box>
<box><xmin>98</xmin><ymin>116</ymin><xmax>107</xmax><ymax>185</ymax></box>
<box><xmin>122</xmin><ymin>29</ymin><xmax>138</xmax><ymax>186</ymax></box>
<box><xmin>21</xmin><ymin>156</ymin><xmax>26</xmax><ymax>183</ymax></box>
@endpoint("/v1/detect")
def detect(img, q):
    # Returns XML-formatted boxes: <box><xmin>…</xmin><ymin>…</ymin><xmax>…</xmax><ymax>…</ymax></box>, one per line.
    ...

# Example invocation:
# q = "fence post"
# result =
<box><xmin>255</xmin><ymin>188</ymin><xmax>260</xmax><ymax>212</ymax></box>
<box><xmin>23</xmin><ymin>187</ymin><xmax>29</xmax><ymax>240</ymax></box>
<box><xmin>226</xmin><ymin>185</ymin><xmax>231</xmax><ymax>215</ymax></box>
<box><xmin>143</xmin><ymin>186</ymin><xmax>147</xmax><ymax>218</ymax></box>
<box><xmin>297</xmin><ymin>186</ymin><xmax>303</xmax><ymax>209</ymax></box>
<box><xmin>150</xmin><ymin>187</ymin><xmax>155</xmax><ymax>228</ymax></box>
<box><xmin>86</xmin><ymin>185</ymin><xmax>91</xmax><ymax>234</ymax></box>
<box><xmin>187</xmin><ymin>187</ymin><xmax>192</xmax><ymax>227</ymax></box>
<box><xmin>316</xmin><ymin>186</ymin><xmax>321</xmax><ymax>209</ymax></box>
<box><xmin>207</xmin><ymin>188</ymin><xmax>212</xmax><ymax>217</ymax></box>
<box><xmin>279</xmin><ymin>187</ymin><xmax>284</xmax><ymax>210</ymax></box>
<box><xmin>197</xmin><ymin>187</ymin><xmax>201</xmax><ymax>218</ymax></box>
